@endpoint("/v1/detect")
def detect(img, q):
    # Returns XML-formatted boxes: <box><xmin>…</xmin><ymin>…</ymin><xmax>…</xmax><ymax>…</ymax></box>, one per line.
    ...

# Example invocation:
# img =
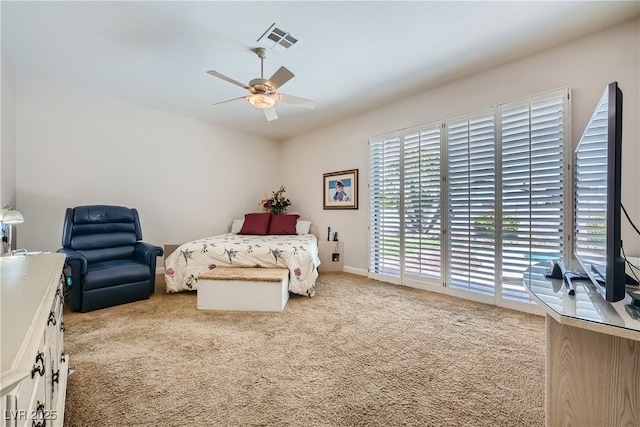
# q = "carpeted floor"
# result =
<box><xmin>62</xmin><ymin>272</ymin><xmax>545</xmax><ymax>426</ymax></box>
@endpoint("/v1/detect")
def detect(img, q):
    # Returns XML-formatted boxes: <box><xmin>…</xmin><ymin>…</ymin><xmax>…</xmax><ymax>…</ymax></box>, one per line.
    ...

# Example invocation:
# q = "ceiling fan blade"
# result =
<box><xmin>266</xmin><ymin>66</ymin><xmax>294</xmax><ymax>90</ymax></box>
<box><xmin>274</xmin><ymin>93</ymin><xmax>317</xmax><ymax>110</ymax></box>
<box><xmin>212</xmin><ymin>96</ymin><xmax>248</xmax><ymax>107</ymax></box>
<box><xmin>206</xmin><ymin>70</ymin><xmax>251</xmax><ymax>91</ymax></box>
<box><xmin>263</xmin><ymin>107</ymin><xmax>278</xmax><ymax>122</ymax></box>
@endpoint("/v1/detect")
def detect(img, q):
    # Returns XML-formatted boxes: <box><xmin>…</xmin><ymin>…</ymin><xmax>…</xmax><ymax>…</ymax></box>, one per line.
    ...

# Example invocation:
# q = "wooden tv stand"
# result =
<box><xmin>524</xmin><ymin>262</ymin><xmax>640</xmax><ymax>427</ymax></box>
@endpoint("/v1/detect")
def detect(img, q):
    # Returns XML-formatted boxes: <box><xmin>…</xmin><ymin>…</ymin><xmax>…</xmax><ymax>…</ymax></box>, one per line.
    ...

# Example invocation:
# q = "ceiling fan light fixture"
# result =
<box><xmin>248</xmin><ymin>93</ymin><xmax>275</xmax><ymax>109</ymax></box>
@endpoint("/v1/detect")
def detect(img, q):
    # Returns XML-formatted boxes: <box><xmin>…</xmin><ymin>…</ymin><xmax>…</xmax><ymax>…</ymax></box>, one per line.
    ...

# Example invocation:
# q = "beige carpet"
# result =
<box><xmin>63</xmin><ymin>272</ymin><xmax>545</xmax><ymax>427</ymax></box>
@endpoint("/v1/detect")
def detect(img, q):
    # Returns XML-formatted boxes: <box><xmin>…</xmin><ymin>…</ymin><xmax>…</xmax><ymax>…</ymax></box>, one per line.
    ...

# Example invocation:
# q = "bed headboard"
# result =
<box><xmin>309</xmin><ymin>224</ymin><xmax>319</xmax><ymax>239</ymax></box>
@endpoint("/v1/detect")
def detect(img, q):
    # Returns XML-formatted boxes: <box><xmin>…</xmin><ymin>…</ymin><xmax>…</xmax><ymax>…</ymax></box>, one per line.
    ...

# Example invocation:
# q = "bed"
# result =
<box><xmin>164</xmin><ymin>215</ymin><xmax>320</xmax><ymax>296</ymax></box>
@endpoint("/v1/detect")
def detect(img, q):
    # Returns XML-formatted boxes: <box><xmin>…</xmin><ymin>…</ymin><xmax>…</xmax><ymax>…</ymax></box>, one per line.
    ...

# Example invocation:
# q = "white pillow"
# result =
<box><xmin>296</xmin><ymin>220</ymin><xmax>312</xmax><ymax>235</ymax></box>
<box><xmin>230</xmin><ymin>218</ymin><xmax>244</xmax><ymax>234</ymax></box>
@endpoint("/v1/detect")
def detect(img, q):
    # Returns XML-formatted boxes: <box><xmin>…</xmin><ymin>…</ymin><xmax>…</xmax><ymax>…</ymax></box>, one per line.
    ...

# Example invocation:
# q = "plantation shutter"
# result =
<box><xmin>370</xmin><ymin>134</ymin><xmax>402</xmax><ymax>280</ymax></box>
<box><xmin>403</xmin><ymin>125</ymin><xmax>442</xmax><ymax>280</ymax></box>
<box><xmin>369</xmin><ymin>88</ymin><xmax>568</xmax><ymax>312</ymax></box>
<box><xmin>447</xmin><ymin>110</ymin><xmax>496</xmax><ymax>296</ymax></box>
<box><xmin>500</xmin><ymin>89</ymin><xmax>568</xmax><ymax>302</ymax></box>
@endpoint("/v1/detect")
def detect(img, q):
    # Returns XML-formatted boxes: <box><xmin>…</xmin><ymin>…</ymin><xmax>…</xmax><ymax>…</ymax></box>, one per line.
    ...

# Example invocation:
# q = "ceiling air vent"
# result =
<box><xmin>257</xmin><ymin>23</ymin><xmax>300</xmax><ymax>55</ymax></box>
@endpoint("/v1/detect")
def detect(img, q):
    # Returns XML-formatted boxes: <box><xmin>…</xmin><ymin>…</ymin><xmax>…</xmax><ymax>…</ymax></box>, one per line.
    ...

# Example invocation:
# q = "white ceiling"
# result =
<box><xmin>2</xmin><ymin>1</ymin><xmax>639</xmax><ymax>141</ymax></box>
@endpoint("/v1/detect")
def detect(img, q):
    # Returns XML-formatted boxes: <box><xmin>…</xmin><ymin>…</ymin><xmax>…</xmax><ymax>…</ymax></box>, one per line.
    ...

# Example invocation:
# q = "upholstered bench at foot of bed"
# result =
<box><xmin>197</xmin><ymin>267</ymin><xmax>290</xmax><ymax>312</ymax></box>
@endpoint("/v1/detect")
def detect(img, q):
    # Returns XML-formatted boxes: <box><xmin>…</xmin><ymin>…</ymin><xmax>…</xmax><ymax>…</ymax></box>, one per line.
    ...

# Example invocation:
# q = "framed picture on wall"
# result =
<box><xmin>323</xmin><ymin>169</ymin><xmax>358</xmax><ymax>210</ymax></box>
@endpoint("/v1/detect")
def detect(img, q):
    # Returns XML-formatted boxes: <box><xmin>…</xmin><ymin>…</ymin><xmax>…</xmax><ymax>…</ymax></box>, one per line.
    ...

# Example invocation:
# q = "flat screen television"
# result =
<box><xmin>574</xmin><ymin>81</ymin><xmax>626</xmax><ymax>302</ymax></box>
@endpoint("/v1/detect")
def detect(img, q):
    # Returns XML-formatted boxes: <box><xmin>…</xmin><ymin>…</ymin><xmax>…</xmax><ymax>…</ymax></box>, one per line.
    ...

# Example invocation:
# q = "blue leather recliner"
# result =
<box><xmin>57</xmin><ymin>205</ymin><xmax>164</xmax><ymax>312</ymax></box>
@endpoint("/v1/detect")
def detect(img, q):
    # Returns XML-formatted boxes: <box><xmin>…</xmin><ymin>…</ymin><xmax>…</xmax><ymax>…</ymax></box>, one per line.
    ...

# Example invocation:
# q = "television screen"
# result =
<box><xmin>574</xmin><ymin>82</ymin><xmax>625</xmax><ymax>302</ymax></box>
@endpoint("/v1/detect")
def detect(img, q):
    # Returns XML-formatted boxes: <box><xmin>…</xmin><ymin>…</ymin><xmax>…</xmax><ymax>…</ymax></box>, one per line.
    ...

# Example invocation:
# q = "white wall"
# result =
<box><xmin>1</xmin><ymin>45</ymin><xmax>17</xmax><ymax>208</ymax></box>
<box><xmin>282</xmin><ymin>18</ymin><xmax>640</xmax><ymax>274</ymax></box>
<box><xmin>16</xmin><ymin>77</ymin><xmax>281</xmax><ymax>252</ymax></box>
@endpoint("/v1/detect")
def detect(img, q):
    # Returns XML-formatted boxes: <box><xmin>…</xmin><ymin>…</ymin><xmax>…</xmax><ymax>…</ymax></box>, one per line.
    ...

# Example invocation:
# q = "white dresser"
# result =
<box><xmin>1</xmin><ymin>254</ymin><xmax>69</xmax><ymax>427</ymax></box>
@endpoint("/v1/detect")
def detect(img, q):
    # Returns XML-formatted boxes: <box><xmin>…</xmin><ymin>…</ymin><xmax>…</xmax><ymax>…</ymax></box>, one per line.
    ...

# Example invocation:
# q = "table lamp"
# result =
<box><xmin>0</xmin><ymin>207</ymin><xmax>24</xmax><ymax>256</ymax></box>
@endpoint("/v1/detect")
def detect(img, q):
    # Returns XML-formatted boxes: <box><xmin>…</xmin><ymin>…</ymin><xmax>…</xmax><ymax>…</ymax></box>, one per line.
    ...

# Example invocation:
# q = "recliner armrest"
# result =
<box><xmin>134</xmin><ymin>242</ymin><xmax>164</xmax><ymax>264</ymax></box>
<box><xmin>57</xmin><ymin>247</ymin><xmax>89</xmax><ymax>312</ymax></box>
<box><xmin>56</xmin><ymin>248</ymin><xmax>88</xmax><ymax>275</ymax></box>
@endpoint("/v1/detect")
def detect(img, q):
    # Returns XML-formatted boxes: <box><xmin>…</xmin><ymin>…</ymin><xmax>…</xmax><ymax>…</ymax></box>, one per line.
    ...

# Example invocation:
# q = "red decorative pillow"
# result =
<box><xmin>238</xmin><ymin>213</ymin><xmax>272</xmax><ymax>235</ymax></box>
<box><xmin>269</xmin><ymin>214</ymin><xmax>300</xmax><ymax>235</ymax></box>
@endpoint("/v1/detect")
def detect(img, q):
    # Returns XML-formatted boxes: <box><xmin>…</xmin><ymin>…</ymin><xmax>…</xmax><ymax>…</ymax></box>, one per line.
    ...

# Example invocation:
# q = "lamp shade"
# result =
<box><xmin>0</xmin><ymin>209</ymin><xmax>24</xmax><ymax>224</ymax></box>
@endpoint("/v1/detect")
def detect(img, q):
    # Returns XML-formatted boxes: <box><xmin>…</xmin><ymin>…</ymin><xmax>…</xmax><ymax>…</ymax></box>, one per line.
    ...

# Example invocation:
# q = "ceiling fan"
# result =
<box><xmin>206</xmin><ymin>47</ymin><xmax>316</xmax><ymax>122</ymax></box>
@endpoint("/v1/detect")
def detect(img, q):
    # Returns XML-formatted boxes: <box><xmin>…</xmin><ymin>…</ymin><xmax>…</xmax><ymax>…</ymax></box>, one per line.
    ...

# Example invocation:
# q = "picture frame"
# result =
<box><xmin>323</xmin><ymin>169</ymin><xmax>358</xmax><ymax>210</ymax></box>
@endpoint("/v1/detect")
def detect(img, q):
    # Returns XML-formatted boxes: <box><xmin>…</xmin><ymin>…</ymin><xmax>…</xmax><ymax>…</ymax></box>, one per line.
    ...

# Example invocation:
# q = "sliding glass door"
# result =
<box><xmin>370</xmin><ymin>89</ymin><xmax>569</xmax><ymax>312</ymax></box>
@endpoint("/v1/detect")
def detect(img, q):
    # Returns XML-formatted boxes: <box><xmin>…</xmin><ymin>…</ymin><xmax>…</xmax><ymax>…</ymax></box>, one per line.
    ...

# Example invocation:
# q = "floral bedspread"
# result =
<box><xmin>164</xmin><ymin>233</ymin><xmax>320</xmax><ymax>296</ymax></box>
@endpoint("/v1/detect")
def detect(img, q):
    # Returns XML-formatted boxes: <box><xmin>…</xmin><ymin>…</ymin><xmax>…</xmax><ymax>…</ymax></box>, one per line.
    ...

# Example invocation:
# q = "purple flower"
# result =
<box><xmin>224</xmin><ymin>248</ymin><xmax>238</xmax><ymax>263</ymax></box>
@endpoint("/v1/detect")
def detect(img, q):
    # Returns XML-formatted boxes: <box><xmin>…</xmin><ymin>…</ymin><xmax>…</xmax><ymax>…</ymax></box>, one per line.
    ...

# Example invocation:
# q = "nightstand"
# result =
<box><xmin>318</xmin><ymin>241</ymin><xmax>344</xmax><ymax>272</ymax></box>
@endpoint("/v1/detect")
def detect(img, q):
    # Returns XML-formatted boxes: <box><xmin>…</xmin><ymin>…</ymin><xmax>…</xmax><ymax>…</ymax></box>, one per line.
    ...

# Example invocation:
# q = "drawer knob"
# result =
<box><xmin>33</xmin><ymin>401</ymin><xmax>46</xmax><ymax>427</ymax></box>
<box><xmin>31</xmin><ymin>352</ymin><xmax>45</xmax><ymax>378</ymax></box>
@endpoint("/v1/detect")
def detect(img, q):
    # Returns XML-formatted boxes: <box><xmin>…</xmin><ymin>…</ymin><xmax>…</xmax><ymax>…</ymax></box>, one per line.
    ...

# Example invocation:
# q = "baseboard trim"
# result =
<box><xmin>344</xmin><ymin>265</ymin><xmax>367</xmax><ymax>276</ymax></box>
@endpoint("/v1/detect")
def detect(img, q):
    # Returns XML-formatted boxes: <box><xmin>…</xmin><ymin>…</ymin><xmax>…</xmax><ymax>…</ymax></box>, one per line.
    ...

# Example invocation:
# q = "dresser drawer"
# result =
<box><xmin>2</xmin><ymin>349</ymin><xmax>47</xmax><ymax>427</ymax></box>
<box><xmin>45</xmin><ymin>289</ymin><xmax>65</xmax><ymax>360</ymax></box>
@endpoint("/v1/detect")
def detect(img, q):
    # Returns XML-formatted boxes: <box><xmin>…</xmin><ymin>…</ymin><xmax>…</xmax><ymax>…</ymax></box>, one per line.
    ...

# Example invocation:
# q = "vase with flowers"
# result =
<box><xmin>260</xmin><ymin>186</ymin><xmax>292</xmax><ymax>215</ymax></box>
